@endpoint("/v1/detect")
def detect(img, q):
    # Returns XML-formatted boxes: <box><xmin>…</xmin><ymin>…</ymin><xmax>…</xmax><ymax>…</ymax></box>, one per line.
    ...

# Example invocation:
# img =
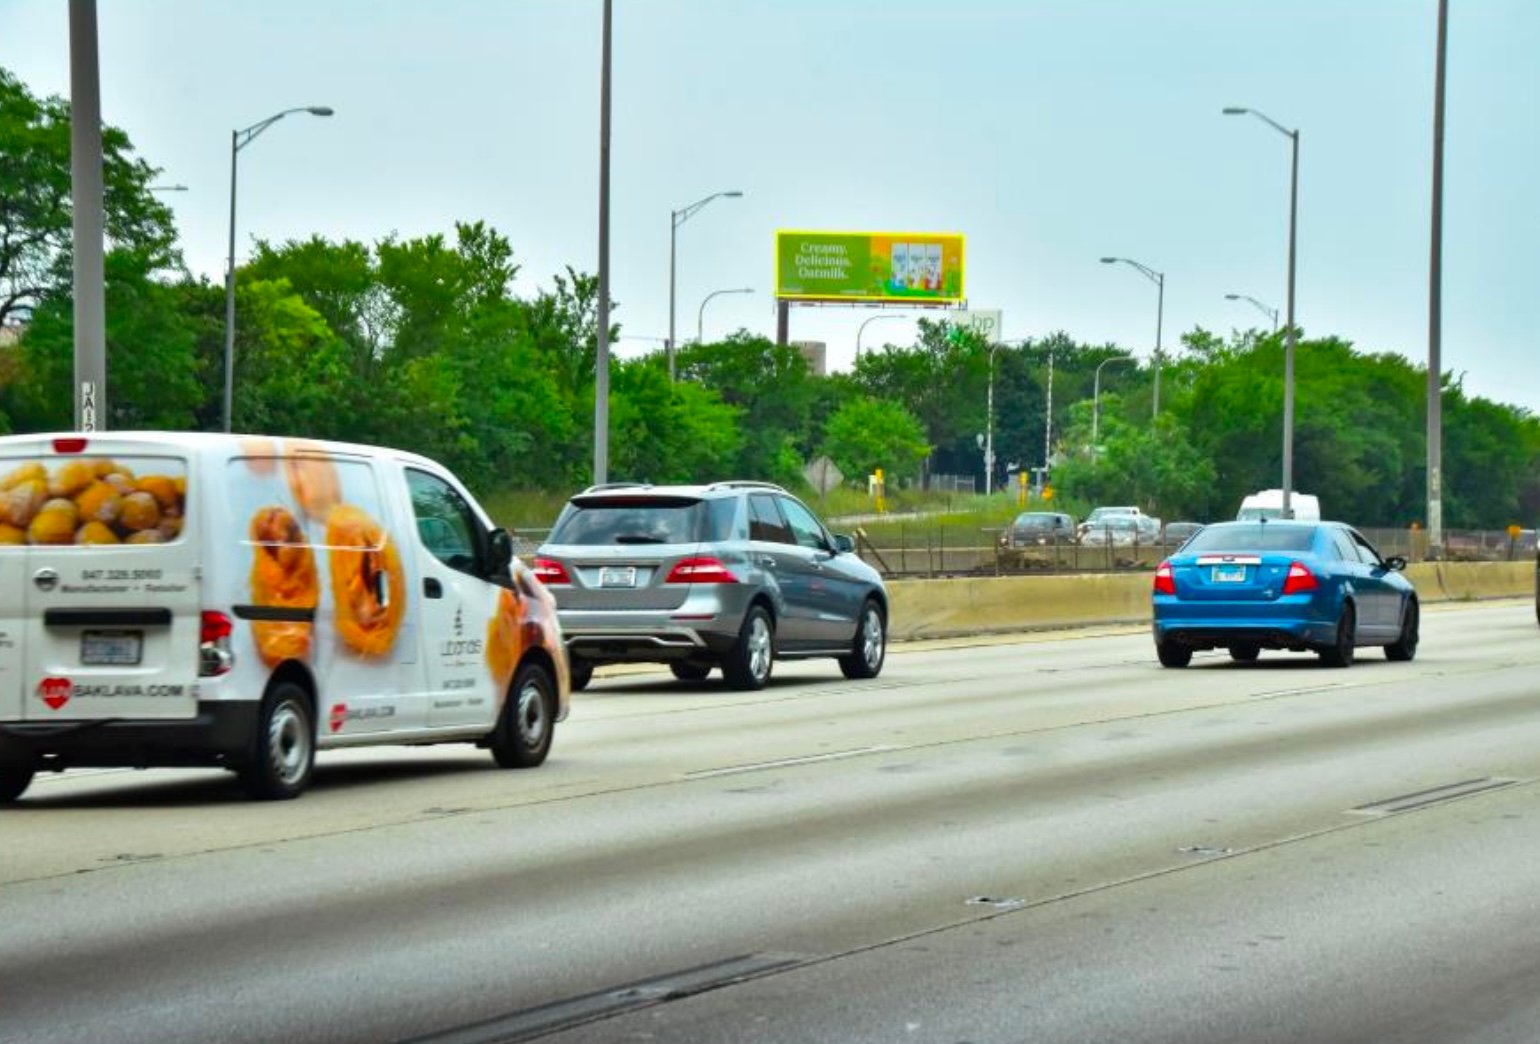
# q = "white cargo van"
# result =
<box><xmin>1236</xmin><ymin>489</ymin><xmax>1321</xmax><ymax>522</ymax></box>
<box><xmin>0</xmin><ymin>432</ymin><xmax>570</xmax><ymax>802</ymax></box>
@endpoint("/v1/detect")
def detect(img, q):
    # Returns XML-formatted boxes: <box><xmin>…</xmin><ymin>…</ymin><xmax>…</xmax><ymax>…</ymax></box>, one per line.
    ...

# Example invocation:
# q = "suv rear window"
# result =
<box><xmin>1182</xmin><ymin>523</ymin><xmax>1316</xmax><ymax>554</ymax></box>
<box><xmin>550</xmin><ymin>497</ymin><xmax>707</xmax><ymax>546</ymax></box>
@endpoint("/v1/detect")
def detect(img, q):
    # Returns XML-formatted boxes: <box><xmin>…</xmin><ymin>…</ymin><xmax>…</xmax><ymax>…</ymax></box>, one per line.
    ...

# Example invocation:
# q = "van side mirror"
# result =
<box><xmin>833</xmin><ymin>533</ymin><xmax>855</xmax><ymax>554</ymax></box>
<box><xmin>487</xmin><ymin>528</ymin><xmax>515</xmax><ymax>575</ymax></box>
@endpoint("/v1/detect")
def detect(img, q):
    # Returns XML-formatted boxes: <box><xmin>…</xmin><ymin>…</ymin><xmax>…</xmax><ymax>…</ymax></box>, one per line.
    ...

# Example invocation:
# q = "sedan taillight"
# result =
<box><xmin>1153</xmin><ymin>561</ymin><xmax>1176</xmax><ymax>596</ymax></box>
<box><xmin>665</xmin><ymin>557</ymin><xmax>738</xmax><ymax>584</ymax></box>
<box><xmin>532</xmin><ymin>557</ymin><xmax>572</xmax><ymax>585</ymax></box>
<box><xmin>1282</xmin><ymin>561</ymin><xmax>1319</xmax><ymax>595</ymax></box>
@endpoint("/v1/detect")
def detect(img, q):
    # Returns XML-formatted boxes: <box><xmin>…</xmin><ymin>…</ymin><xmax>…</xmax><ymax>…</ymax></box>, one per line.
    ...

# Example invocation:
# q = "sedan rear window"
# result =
<box><xmin>549</xmin><ymin>498</ymin><xmax>703</xmax><ymax>546</ymax></box>
<box><xmin>1181</xmin><ymin>523</ymin><xmax>1316</xmax><ymax>554</ymax></box>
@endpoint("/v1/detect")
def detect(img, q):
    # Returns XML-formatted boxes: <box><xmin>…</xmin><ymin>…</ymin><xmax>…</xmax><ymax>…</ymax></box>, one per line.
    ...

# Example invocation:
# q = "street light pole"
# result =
<box><xmin>668</xmin><ymin>189</ymin><xmax>743</xmax><ymax>380</ymax></box>
<box><xmin>1091</xmin><ymin>354</ymin><xmax>1135</xmax><ymax>465</ymax></box>
<box><xmin>1427</xmin><ymin>0</ymin><xmax>1449</xmax><ymax>557</ymax></box>
<box><xmin>855</xmin><ymin>313</ymin><xmax>907</xmax><ymax>360</ymax></box>
<box><xmin>1099</xmin><ymin>257</ymin><xmax>1164</xmax><ymax>416</ymax></box>
<box><xmin>1224</xmin><ymin>292</ymin><xmax>1279</xmax><ymax>332</ymax></box>
<box><xmin>222</xmin><ymin>105</ymin><xmax>333</xmax><ymax>433</ymax></box>
<box><xmin>696</xmin><ymin>287</ymin><xmax>753</xmax><ymax>344</ymax></box>
<box><xmin>1224</xmin><ymin>105</ymin><xmax>1300</xmax><ymax>520</ymax></box>
<box><xmin>594</xmin><ymin>0</ymin><xmax>613</xmax><ymax>484</ymax></box>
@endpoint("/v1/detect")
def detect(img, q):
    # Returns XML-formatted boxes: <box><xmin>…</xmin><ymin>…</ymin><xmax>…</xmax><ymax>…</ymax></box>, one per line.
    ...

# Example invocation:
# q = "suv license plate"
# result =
<box><xmin>81</xmin><ymin>630</ymin><xmax>143</xmax><ymax>666</ymax></box>
<box><xmin>599</xmin><ymin>566</ymin><xmax>637</xmax><ymax>588</ymax></box>
<box><xmin>1212</xmin><ymin>565</ymin><xmax>1246</xmax><ymax>583</ymax></box>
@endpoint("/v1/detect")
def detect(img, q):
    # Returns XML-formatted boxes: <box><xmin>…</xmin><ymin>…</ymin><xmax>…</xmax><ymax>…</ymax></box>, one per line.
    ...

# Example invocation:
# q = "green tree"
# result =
<box><xmin>677</xmin><ymin>332</ymin><xmax>815</xmax><ymax>485</ymax></box>
<box><xmin>1054</xmin><ymin>398</ymin><xmax>1216</xmax><ymax>520</ymax></box>
<box><xmin>821</xmin><ymin>396</ymin><xmax>929</xmax><ymax>485</ymax></box>
<box><xmin>0</xmin><ymin>66</ymin><xmax>178</xmax><ymax>325</ymax></box>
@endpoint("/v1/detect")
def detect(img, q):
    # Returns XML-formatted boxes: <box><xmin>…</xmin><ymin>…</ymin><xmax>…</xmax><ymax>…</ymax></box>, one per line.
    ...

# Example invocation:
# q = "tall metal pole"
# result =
<box><xmin>1091</xmin><ymin>354</ymin><xmax>1133</xmax><ymax>464</ymax></box>
<box><xmin>983</xmin><ymin>345</ymin><xmax>997</xmax><ymax>493</ymax></box>
<box><xmin>1427</xmin><ymin>0</ymin><xmax>1448</xmax><ymax>557</ymax></box>
<box><xmin>667</xmin><ymin>214</ymin><xmax>677</xmax><ymax>380</ymax></box>
<box><xmin>593</xmin><ymin>0</ymin><xmax>612</xmax><ymax>484</ymax></box>
<box><xmin>69</xmin><ymin>0</ymin><xmax>106</xmax><ymax>432</ymax></box>
<box><xmin>1282</xmin><ymin>128</ymin><xmax>1299</xmax><ymax>521</ymax></box>
<box><xmin>222</xmin><ymin>131</ymin><xmax>238</xmax><ymax>433</ymax></box>
<box><xmin>1043</xmin><ymin>347</ymin><xmax>1054</xmax><ymax>479</ymax></box>
<box><xmin>1153</xmin><ymin>272</ymin><xmax>1164</xmax><ymax>417</ymax></box>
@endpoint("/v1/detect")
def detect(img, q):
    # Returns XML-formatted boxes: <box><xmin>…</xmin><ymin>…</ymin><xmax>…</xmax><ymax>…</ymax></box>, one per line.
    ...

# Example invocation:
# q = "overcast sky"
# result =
<box><xmin>4</xmin><ymin>0</ymin><xmax>1537</xmax><ymax>411</ymax></box>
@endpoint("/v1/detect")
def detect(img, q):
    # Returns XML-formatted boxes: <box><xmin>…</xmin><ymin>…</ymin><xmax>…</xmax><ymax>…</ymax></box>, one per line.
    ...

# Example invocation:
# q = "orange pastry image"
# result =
<box><xmin>249</xmin><ymin>506</ymin><xmax>319</xmax><ymax>665</ymax></box>
<box><xmin>117</xmin><ymin>491</ymin><xmax>161</xmax><ymax>532</ymax></box>
<box><xmin>486</xmin><ymin>588</ymin><xmax>527</xmax><ymax>695</ymax></box>
<box><xmin>0</xmin><ymin>479</ymin><xmax>45</xmax><ymax>528</ymax></box>
<box><xmin>47</xmin><ymin>460</ymin><xmax>98</xmax><ymax>498</ymax></box>
<box><xmin>325</xmin><ymin>504</ymin><xmax>404</xmax><ymax>657</ymax></box>
<box><xmin>74</xmin><ymin>480</ymin><xmax>122</xmax><ymax>524</ymax></box>
<box><xmin>286</xmin><ymin>443</ymin><xmax>340</xmax><ymax>522</ymax></box>
<box><xmin>1</xmin><ymin>462</ymin><xmax>45</xmax><ymax>491</ymax></box>
<box><xmin>136</xmin><ymin>475</ymin><xmax>180</xmax><ymax>511</ymax></box>
<box><xmin>0</xmin><ymin>523</ymin><xmax>25</xmax><ymax>545</ymax></box>
<box><xmin>240</xmin><ymin>437</ymin><xmax>279</xmax><ymax>475</ymax></box>
<box><xmin>76</xmin><ymin>521</ymin><xmax>120</xmax><ymax>545</ymax></box>
<box><xmin>125</xmin><ymin>531</ymin><xmax>165</xmax><ymax>544</ymax></box>
<box><xmin>29</xmin><ymin>498</ymin><xmax>79</xmax><ymax>545</ymax></box>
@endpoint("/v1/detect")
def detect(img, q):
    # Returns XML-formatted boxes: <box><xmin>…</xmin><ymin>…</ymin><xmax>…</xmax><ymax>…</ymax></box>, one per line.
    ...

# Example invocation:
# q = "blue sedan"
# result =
<box><xmin>1151</xmin><ymin>521</ymin><xmax>1419</xmax><ymax>668</ymax></box>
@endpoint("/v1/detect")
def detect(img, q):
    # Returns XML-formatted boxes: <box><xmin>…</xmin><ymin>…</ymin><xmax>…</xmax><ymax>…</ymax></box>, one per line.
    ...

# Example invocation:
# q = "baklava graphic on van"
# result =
<box><xmin>248</xmin><ymin>506</ymin><xmax>319</xmax><ymax>665</ymax></box>
<box><xmin>285</xmin><ymin>442</ymin><xmax>341</xmax><ymax>522</ymax></box>
<box><xmin>486</xmin><ymin>588</ymin><xmax>525</xmax><ymax>696</ymax></box>
<box><xmin>326</xmin><ymin>504</ymin><xmax>405</xmax><ymax>656</ymax></box>
<box><xmin>0</xmin><ymin>458</ymin><xmax>186</xmax><ymax>545</ymax></box>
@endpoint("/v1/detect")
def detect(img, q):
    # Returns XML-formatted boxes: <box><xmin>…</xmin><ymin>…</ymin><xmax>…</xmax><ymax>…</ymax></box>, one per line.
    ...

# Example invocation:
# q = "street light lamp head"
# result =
<box><xmin>1224</xmin><ymin>293</ymin><xmax>1241</xmax><ymax>300</ymax></box>
<box><xmin>307</xmin><ymin>107</ymin><xmax>335</xmax><ymax>117</ymax></box>
<box><xmin>1099</xmin><ymin>257</ymin><xmax>1118</xmax><ymax>264</ymax></box>
<box><xmin>1222</xmin><ymin>107</ymin><xmax>1248</xmax><ymax>115</ymax></box>
<box><xmin>723</xmin><ymin>190</ymin><xmax>744</xmax><ymax>198</ymax></box>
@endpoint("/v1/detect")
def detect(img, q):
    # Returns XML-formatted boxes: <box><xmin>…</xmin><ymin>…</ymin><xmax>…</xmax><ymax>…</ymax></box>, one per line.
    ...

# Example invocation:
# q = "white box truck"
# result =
<box><xmin>1236</xmin><ymin>489</ymin><xmax>1321</xmax><ymax>522</ymax></box>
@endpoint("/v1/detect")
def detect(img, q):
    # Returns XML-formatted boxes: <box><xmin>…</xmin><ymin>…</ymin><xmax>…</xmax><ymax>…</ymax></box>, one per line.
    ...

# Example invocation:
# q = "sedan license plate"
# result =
<box><xmin>599</xmin><ymin>566</ymin><xmax>638</xmax><ymax>589</ymax></box>
<box><xmin>81</xmin><ymin>630</ymin><xmax>143</xmax><ymax>666</ymax></box>
<box><xmin>1211</xmin><ymin>565</ymin><xmax>1247</xmax><ymax>583</ymax></box>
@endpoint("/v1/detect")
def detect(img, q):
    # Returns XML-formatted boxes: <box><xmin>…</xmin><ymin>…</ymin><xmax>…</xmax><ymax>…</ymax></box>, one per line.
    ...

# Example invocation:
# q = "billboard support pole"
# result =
<box><xmin>776</xmin><ymin>299</ymin><xmax>789</xmax><ymax>347</ymax></box>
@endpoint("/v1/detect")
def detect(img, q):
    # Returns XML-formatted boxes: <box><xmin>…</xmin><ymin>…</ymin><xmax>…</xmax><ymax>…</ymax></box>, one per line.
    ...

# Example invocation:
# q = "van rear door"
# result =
<box><xmin>12</xmin><ymin>441</ymin><xmax>200</xmax><ymax>722</ymax></box>
<box><xmin>0</xmin><ymin>473</ymin><xmax>28</xmax><ymax>721</ymax></box>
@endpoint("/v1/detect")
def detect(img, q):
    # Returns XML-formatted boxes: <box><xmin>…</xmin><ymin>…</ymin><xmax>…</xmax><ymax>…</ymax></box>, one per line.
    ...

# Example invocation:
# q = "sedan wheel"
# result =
<box><xmin>1156</xmin><ymin>638</ymin><xmax>1192</xmax><ymax>668</ymax></box>
<box><xmin>1229</xmin><ymin>643</ymin><xmax>1261</xmax><ymax>663</ymax></box>
<box><xmin>1385</xmin><ymin>599</ymin><xmax>1419</xmax><ymax>662</ymax></box>
<box><xmin>1319</xmin><ymin>604</ymin><xmax>1356</xmax><ymax>668</ymax></box>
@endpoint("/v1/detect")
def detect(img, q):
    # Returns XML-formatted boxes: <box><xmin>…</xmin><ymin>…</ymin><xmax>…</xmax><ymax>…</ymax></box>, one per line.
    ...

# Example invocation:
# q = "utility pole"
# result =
<box><xmin>69</xmin><ymin>0</ymin><xmax>106</xmax><ymax>432</ymax></box>
<box><xmin>593</xmin><ymin>0</ymin><xmax>612</xmax><ymax>483</ymax></box>
<box><xmin>1427</xmin><ymin>0</ymin><xmax>1448</xmax><ymax>557</ymax></box>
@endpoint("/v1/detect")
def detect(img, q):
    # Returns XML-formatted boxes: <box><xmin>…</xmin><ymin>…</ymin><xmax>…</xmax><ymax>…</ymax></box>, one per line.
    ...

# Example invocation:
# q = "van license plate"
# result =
<box><xmin>1212</xmin><ymin>566</ymin><xmax>1247</xmax><ymax>583</ymax></box>
<box><xmin>81</xmin><ymin>630</ymin><xmax>143</xmax><ymax>666</ymax></box>
<box><xmin>599</xmin><ymin>567</ymin><xmax>637</xmax><ymax>588</ymax></box>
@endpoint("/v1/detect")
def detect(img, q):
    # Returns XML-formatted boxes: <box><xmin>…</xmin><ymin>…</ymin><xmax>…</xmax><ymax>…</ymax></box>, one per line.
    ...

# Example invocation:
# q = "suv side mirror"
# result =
<box><xmin>1384</xmin><ymin>554</ymin><xmax>1407</xmax><ymax>572</ymax></box>
<box><xmin>833</xmin><ymin>533</ymin><xmax>855</xmax><ymax>554</ymax></box>
<box><xmin>487</xmin><ymin>528</ymin><xmax>515</xmax><ymax>575</ymax></box>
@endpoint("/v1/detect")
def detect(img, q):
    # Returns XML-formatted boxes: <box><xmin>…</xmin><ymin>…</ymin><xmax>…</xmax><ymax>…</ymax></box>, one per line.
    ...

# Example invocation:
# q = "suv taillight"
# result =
<box><xmin>532</xmin><ymin>558</ymin><xmax>572</xmax><ymax>585</ymax></box>
<box><xmin>1282</xmin><ymin>561</ymin><xmax>1319</xmax><ymax>595</ymax></box>
<box><xmin>1153</xmin><ymin>561</ymin><xmax>1176</xmax><ymax>596</ymax></box>
<box><xmin>665</xmin><ymin>557</ymin><xmax>738</xmax><ymax>584</ymax></box>
<box><xmin>200</xmin><ymin>610</ymin><xmax>234</xmax><ymax>677</ymax></box>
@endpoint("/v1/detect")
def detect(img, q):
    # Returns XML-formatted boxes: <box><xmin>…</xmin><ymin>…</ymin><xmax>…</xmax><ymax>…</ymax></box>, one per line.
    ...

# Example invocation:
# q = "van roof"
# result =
<box><xmin>0</xmin><ymin>430</ymin><xmax>447</xmax><ymax>473</ymax></box>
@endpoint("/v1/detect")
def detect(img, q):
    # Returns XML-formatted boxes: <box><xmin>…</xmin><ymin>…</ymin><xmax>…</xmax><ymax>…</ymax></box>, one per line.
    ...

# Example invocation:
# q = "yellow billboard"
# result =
<box><xmin>776</xmin><ymin>231</ymin><xmax>965</xmax><ymax>304</ymax></box>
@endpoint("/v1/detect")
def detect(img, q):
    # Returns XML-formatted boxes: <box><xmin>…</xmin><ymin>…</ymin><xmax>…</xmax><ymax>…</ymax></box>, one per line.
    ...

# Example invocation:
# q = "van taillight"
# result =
<box><xmin>1281</xmin><ymin>561</ymin><xmax>1319</xmax><ymax>595</ymax></box>
<box><xmin>532</xmin><ymin>558</ymin><xmax>571</xmax><ymax>585</ymax></box>
<box><xmin>200</xmin><ymin>610</ymin><xmax>234</xmax><ymax>677</ymax></box>
<box><xmin>52</xmin><ymin>437</ymin><xmax>88</xmax><ymax>454</ymax></box>
<box><xmin>665</xmin><ymin>557</ymin><xmax>738</xmax><ymax>584</ymax></box>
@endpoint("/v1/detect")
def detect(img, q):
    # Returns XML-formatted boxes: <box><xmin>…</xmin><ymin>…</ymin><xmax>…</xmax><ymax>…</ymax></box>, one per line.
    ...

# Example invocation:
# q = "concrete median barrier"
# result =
<box><xmin>888</xmin><ymin>562</ymin><xmax>1533</xmax><ymax>641</ymax></box>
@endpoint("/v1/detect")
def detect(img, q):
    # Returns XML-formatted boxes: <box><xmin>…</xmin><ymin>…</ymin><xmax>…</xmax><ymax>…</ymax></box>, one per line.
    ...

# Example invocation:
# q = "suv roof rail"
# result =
<box><xmin>581</xmin><ymin>482</ymin><xmax>653</xmax><ymax>493</ymax></box>
<box><xmin>707</xmin><ymin>480</ymin><xmax>787</xmax><ymax>493</ymax></box>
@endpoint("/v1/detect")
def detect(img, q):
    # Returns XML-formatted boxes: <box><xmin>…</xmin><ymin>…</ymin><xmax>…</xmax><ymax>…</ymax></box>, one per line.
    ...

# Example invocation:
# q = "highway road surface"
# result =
<box><xmin>3</xmin><ymin>600</ymin><xmax>1539</xmax><ymax>1044</ymax></box>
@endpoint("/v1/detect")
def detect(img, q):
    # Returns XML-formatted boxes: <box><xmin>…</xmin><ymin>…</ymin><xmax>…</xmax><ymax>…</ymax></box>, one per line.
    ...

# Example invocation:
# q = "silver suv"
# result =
<box><xmin>533</xmin><ymin>482</ymin><xmax>889</xmax><ymax>690</ymax></box>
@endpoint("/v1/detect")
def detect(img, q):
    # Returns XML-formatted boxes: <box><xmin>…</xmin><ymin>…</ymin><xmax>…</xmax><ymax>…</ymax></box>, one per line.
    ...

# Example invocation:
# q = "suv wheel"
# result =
<box><xmin>670</xmin><ymin>662</ymin><xmax>713</xmax><ymax>682</ymax></box>
<box><xmin>568</xmin><ymin>661</ymin><xmax>594</xmax><ymax>692</ymax></box>
<box><xmin>722</xmin><ymin>605</ymin><xmax>774</xmax><ymax>691</ymax></box>
<box><xmin>0</xmin><ymin>761</ymin><xmax>35</xmax><ymax>804</ymax></box>
<box><xmin>839</xmin><ymin>600</ymin><xmax>886</xmax><ymax>679</ymax></box>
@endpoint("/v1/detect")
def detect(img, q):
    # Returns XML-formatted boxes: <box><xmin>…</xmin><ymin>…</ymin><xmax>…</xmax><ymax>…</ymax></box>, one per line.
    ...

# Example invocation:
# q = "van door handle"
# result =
<box><xmin>424</xmin><ymin>577</ymin><xmax>443</xmax><ymax>599</ymax></box>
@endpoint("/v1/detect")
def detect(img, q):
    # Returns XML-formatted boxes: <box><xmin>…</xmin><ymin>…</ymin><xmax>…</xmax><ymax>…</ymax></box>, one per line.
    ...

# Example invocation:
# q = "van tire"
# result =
<box><xmin>490</xmin><ymin>661</ymin><xmax>555</xmax><ymax>769</ymax></box>
<box><xmin>722</xmin><ymin>606</ymin><xmax>774</xmax><ymax>691</ymax></box>
<box><xmin>240</xmin><ymin>682</ymin><xmax>316</xmax><ymax>800</ymax></box>
<box><xmin>0</xmin><ymin>764</ymin><xmax>35</xmax><ymax>804</ymax></box>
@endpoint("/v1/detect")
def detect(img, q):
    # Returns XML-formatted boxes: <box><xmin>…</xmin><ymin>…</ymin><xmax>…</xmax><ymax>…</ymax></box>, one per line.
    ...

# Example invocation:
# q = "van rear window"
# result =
<box><xmin>0</xmin><ymin>455</ymin><xmax>187</xmax><ymax>546</ymax></box>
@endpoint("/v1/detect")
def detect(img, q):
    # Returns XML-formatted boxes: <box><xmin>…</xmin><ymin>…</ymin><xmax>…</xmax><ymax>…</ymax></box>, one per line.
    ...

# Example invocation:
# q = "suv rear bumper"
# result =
<box><xmin>559</xmin><ymin>608</ymin><xmax>744</xmax><ymax>664</ymax></box>
<box><xmin>0</xmin><ymin>701</ymin><xmax>259</xmax><ymax>771</ymax></box>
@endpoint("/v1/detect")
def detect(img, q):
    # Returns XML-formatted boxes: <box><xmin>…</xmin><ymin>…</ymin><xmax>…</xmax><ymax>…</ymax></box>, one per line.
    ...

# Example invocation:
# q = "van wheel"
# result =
<box><xmin>240</xmin><ymin>682</ymin><xmax>315</xmax><ymax>800</ymax></box>
<box><xmin>569</xmin><ymin>661</ymin><xmax>594</xmax><ymax>692</ymax></box>
<box><xmin>1385</xmin><ymin>599</ymin><xmax>1419</xmax><ymax>662</ymax></box>
<box><xmin>490</xmin><ymin>661</ymin><xmax>555</xmax><ymax>769</ymax></box>
<box><xmin>839</xmin><ymin>600</ymin><xmax>886</xmax><ymax>679</ymax></box>
<box><xmin>1318</xmin><ymin>604</ymin><xmax>1356</xmax><ymax>668</ymax></box>
<box><xmin>0</xmin><ymin>763</ymin><xmax>35</xmax><ymax>803</ymax></box>
<box><xmin>670</xmin><ymin>662</ymin><xmax>713</xmax><ymax>682</ymax></box>
<box><xmin>722</xmin><ymin>606</ymin><xmax>774</xmax><ymax>691</ymax></box>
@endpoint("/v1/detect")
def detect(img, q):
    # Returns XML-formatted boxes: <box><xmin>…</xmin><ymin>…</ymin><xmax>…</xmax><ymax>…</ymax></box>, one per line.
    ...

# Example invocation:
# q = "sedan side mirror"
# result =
<box><xmin>1384</xmin><ymin>554</ymin><xmax>1407</xmax><ymax>572</ymax></box>
<box><xmin>833</xmin><ymin>533</ymin><xmax>855</xmax><ymax>554</ymax></box>
<box><xmin>487</xmin><ymin>528</ymin><xmax>515</xmax><ymax>575</ymax></box>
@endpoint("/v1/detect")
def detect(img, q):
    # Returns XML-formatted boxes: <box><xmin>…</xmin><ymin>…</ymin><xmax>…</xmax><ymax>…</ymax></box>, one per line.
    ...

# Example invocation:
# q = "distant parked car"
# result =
<box><xmin>1078</xmin><ymin>515</ymin><xmax>1159</xmax><ymax>547</ymax></box>
<box><xmin>999</xmin><ymin>511</ymin><xmax>1076</xmax><ymax>549</ymax></box>
<box><xmin>534</xmin><ymin>481</ymin><xmax>889</xmax><ymax>692</ymax></box>
<box><xmin>1151</xmin><ymin>520</ymin><xmax>1418</xmax><ymax>669</ymax></box>
<box><xmin>1077</xmin><ymin>506</ymin><xmax>1158</xmax><ymax>544</ymax></box>
<box><xmin>1161</xmin><ymin>521</ymin><xmax>1205</xmax><ymax>547</ymax></box>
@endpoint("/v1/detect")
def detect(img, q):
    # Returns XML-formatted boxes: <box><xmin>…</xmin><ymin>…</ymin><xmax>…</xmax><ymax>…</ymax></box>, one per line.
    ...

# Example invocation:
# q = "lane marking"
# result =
<box><xmin>685</xmin><ymin>746</ymin><xmax>897</xmax><ymax>779</ymax></box>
